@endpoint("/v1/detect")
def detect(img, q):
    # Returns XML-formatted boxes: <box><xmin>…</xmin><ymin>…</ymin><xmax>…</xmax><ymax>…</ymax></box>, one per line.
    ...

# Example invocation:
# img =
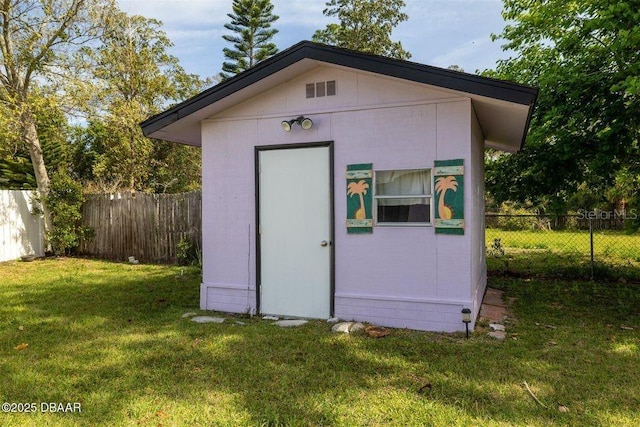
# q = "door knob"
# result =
<box><xmin>320</xmin><ymin>240</ymin><xmax>329</xmax><ymax>247</ymax></box>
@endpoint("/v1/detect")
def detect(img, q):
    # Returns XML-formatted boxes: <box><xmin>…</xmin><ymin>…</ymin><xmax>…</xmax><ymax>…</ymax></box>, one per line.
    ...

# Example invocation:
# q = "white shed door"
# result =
<box><xmin>259</xmin><ymin>146</ymin><xmax>331</xmax><ymax>319</ymax></box>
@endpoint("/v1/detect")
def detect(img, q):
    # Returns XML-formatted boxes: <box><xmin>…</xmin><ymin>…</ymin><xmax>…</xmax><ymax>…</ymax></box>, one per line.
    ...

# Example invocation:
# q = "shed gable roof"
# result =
<box><xmin>141</xmin><ymin>41</ymin><xmax>537</xmax><ymax>151</ymax></box>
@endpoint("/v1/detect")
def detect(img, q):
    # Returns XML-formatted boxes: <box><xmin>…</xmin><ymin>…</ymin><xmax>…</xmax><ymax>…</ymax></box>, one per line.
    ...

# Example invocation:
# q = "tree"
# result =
<box><xmin>76</xmin><ymin>11</ymin><xmax>202</xmax><ymax>192</ymax></box>
<box><xmin>44</xmin><ymin>169</ymin><xmax>89</xmax><ymax>255</ymax></box>
<box><xmin>486</xmin><ymin>0</ymin><xmax>639</xmax><ymax>213</ymax></box>
<box><xmin>1</xmin><ymin>90</ymin><xmax>69</xmax><ymax>190</ymax></box>
<box><xmin>0</xmin><ymin>0</ymin><xmax>114</xmax><ymax>237</ymax></box>
<box><xmin>148</xmin><ymin>141</ymin><xmax>202</xmax><ymax>193</ymax></box>
<box><xmin>312</xmin><ymin>0</ymin><xmax>410</xmax><ymax>60</ymax></box>
<box><xmin>221</xmin><ymin>0</ymin><xmax>279</xmax><ymax>79</ymax></box>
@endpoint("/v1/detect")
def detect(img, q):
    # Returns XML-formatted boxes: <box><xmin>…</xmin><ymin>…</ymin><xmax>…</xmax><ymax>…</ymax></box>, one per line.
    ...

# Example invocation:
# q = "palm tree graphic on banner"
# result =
<box><xmin>435</xmin><ymin>176</ymin><xmax>458</xmax><ymax>219</ymax></box>
<box><xmin>347</xmin><ymin>180</ymin><xmax>369</xmax><ymax>219</ymax></box>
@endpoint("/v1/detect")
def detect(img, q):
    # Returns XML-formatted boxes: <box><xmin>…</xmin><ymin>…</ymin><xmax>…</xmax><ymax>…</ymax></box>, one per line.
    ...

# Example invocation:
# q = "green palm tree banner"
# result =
<box><xmin>434</xmin><ymin>159</ymin><xmax>464</xmax><ymax>235</ymax></box>
<box><xmin>346</xmin><ymin>163</ymin><xmax>373</xmax><ymax>234</ymax></box>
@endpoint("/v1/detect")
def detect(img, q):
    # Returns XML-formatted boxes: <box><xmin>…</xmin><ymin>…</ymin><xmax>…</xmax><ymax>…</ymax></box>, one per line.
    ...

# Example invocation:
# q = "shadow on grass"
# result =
<box><xmin>2</xmin><ymin>258</ymin><xmax>640</xmax><ymax>425</ymax></box>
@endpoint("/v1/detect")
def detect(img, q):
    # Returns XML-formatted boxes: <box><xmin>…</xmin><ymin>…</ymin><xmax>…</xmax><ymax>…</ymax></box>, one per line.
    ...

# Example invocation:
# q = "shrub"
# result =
<box><xmin>176</xmin><ymin>236</ymin><xmax>201</xmax><ymax>267</ymax></box>
<box><xmin>44</xmin><ymin>170</ymin><xmax>93</xmax><ymax>255</ymax></box>
<box><xmin>494</xmin><ymin>202</ymin><xmax>550</xmax><ymax>231</ymax></box>
<box><xmin>487</xmin><ymin>238</ymin><xmax>505</xmax><ymax>257</ymax></box>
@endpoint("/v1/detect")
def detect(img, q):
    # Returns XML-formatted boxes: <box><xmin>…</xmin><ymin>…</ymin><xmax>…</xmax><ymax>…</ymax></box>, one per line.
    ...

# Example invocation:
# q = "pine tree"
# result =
<box><xmin>221</xmin><ymin>0</ymin><xmax>279</xmax><ymax>79</ymax></box>
<box><xmin>0</xmin><ymin>156</ymin><xmax>37</xmax><ymax>190</ymax></box>
<box><xmin>313</xmin><ymin>0</ymin><xmax>410</xmax><ymax>60</ymax></box>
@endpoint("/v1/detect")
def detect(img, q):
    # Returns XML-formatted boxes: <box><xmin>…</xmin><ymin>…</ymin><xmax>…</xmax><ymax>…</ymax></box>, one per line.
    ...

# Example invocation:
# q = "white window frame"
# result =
<box><xmin>373</xmin><ymin>168</ymin><xmax>433</xmax><ymax>227</ymax></box>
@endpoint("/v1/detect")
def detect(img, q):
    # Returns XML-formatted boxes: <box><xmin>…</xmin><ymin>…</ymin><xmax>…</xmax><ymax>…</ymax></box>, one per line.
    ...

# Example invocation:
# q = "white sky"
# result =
<box><xmin>117</xmin><ymin>0</ymin><xmax>511</xmax><ymax>80</ymax></box>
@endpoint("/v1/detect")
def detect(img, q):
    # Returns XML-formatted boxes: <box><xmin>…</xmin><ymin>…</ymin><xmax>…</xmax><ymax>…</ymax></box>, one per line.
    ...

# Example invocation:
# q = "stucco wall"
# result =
<box><xmin>469</xmin><ymin>107</ymin><xmax>487</xmax><ymax>324</ymax></box>
<box><xmin>200</xmin><ymin>65</ymin><xmax>482</xmax><ymax>331</ymax></box>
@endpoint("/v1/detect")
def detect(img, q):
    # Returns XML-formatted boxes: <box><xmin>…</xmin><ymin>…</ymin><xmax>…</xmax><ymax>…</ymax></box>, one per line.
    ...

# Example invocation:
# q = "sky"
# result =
<box><xmin>117</xmin><ymin>0</ymin><xmax>511</xmax><ymax>80</ymax></box>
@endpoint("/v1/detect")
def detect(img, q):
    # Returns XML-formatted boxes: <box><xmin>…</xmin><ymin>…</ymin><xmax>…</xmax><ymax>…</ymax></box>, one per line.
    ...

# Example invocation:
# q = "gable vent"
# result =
<box><xmin>306</xmin><ymin>83</ymin><xmax>315</xmax><ymax>98</ymax></box>
<box><xmin>326</xmin><ymin>80</ymin><xmax>336</xmax><ymax>96</ymax></box>
<box><xmin>306</xmin><ymin>80</ymin><xmax>336</xmax><ymax>98</ymax></box>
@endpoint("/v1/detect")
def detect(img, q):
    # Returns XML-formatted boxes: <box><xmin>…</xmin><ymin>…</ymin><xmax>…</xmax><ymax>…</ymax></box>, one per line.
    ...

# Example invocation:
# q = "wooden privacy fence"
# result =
<box><xmin>79</xmin><ymin>191</ymin><xmax>201</xmax><ymax>264</ymax></box>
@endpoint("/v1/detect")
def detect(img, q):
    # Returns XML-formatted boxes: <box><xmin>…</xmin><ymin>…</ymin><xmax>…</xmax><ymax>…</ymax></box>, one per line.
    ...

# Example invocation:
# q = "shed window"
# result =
<box><xmin>375</xmin><ymin>169</ymin><xmax>432</xmax><ymax>225</ymax></box>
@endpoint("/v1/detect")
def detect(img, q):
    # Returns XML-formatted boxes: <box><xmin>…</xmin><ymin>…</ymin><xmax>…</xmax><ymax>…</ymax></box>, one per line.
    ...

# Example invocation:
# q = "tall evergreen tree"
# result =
<box><xmin>221</xmin><ymin>0</ymin><xmax>279</xmax><ymax>79</ymax></box>
<box><xmin>313</xmin><ymin>0</ymin><xmax>410</xmax><ymax>60</ymax></box>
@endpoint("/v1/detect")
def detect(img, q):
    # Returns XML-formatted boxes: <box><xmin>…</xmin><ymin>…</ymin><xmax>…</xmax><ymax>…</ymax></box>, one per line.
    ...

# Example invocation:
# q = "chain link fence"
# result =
<box><xmin>485</xmin><ymin>213</ymin><xmax>640</xmax><ymax>281</ymax></box>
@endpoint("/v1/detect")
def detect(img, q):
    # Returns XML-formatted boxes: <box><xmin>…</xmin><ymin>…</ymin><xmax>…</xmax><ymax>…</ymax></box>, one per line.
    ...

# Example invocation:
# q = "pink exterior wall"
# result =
<box><xmin>469</xmin><ymin>107</ymin><xmax>487</xmax><ymax>324</ymax></box>
<box><xmin>200</xmin><ymin>65</ymin><xmax>486</xmax><ymax>331</ymax></box>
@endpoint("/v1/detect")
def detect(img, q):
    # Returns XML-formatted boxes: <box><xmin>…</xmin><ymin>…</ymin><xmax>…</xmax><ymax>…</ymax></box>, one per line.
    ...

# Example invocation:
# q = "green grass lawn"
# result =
<box><xmin>2</xmin><ymin>258</ymin><xmax>640</xmax><ymax>426</ymax></box>
<box><xmin>486</xmin><ymin>229</ymin><xmax>640</xmax><ymax>259</ymax></box>
<box><xmin>486</xmin><ymin>229</ymin><xmax>640</xmax><ymax>281</ymax></box>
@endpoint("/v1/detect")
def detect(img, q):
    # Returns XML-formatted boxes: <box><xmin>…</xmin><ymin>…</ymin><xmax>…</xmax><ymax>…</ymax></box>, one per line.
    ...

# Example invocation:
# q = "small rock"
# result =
<box><xmin>489</xmin><ymin>323</ymin><xmax>505</xmax><ymax>332</ymax></box>
<box><xmin>350</xmin><ymin>322</ymin><xmax>365</xmax><ymax>333</ymax></box>
<box><xmin>557</xmin><ymin>404</ymin><xmax>570</xmax><ymax>413</ymax></box>
<box><xmin>488</xmin><ymin>331</ymin><xmax>506</xmax><ymax>340</ymax></box>
<box><xmin>262</xmin><ymin>315</ymin><xmax>279</xmax><ymax>320</ymax></box>
<box><xmin>327</xmin><ymin>317</ymin><xmax>340</xmax><ymax>323</ymax></box>
<box><xmin>191</xmin><ymin>316</ymin><xmax>225</xmax><ymax>324</ymax></box>
<box><xmin>332</xmin><ymin>322</ymin><xmax>353</xmax><ymax>333</ymax></box>
<box><xmin>182</xmin><ymin>312</ymin><xmax>197</xmax><ymax>318</ymax></box>
<box><xmin>274</xmin><ymin>319</ymin><xmax>308</xmax><ymax>327</ymax></box>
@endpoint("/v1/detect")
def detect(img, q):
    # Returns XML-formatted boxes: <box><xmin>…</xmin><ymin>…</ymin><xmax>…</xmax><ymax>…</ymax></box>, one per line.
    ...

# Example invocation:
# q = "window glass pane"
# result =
<box><xmin>376</xmin><ymin>170</ymin><xmax>431</xmax><ymax>197</ymax></box>
<box><xmin>377</xmin><ymin>198</ymin><xmax>431</xmax><ymax>223</ymax></box>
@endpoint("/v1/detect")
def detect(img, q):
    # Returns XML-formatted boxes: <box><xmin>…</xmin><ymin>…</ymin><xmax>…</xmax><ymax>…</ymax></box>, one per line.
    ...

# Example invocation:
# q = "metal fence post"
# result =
<box><xmin>589</xmin><ymin>217</ymin><xmax>595</xmax><ymax>280</ymax></box>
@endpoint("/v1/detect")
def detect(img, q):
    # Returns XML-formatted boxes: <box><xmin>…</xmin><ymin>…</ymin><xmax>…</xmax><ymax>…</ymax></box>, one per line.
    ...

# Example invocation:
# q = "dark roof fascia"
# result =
<box><xmin>141</xmin><ymin>41</ymin><xmax>313</xmax><ymax>137</ymax></box>
<box><xmin>141</xmin><ymin>41</ymin><xmax>538</xmax><ymax>142</ymax></box>
<box><xmin>307</xmin><ymin>43</ymin><xmax>538</xmax><ymax>105</ymax></box>
<box><xmin>519</xmin><ymin>95</ymin><xmax>537</xmax><ymax>150</ymax></box>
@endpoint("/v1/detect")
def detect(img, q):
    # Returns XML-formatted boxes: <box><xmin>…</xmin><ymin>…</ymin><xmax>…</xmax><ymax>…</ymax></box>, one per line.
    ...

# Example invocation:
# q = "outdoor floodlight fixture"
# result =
<box><xmin>462</xmin><ymin>308</ymin><xmax>472</xmax><ymax>339</ymax></box>
<box><xmin>281</xmin><ymin>116</ymin><xmax>313</xmax><ymax>132</ymax></box>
